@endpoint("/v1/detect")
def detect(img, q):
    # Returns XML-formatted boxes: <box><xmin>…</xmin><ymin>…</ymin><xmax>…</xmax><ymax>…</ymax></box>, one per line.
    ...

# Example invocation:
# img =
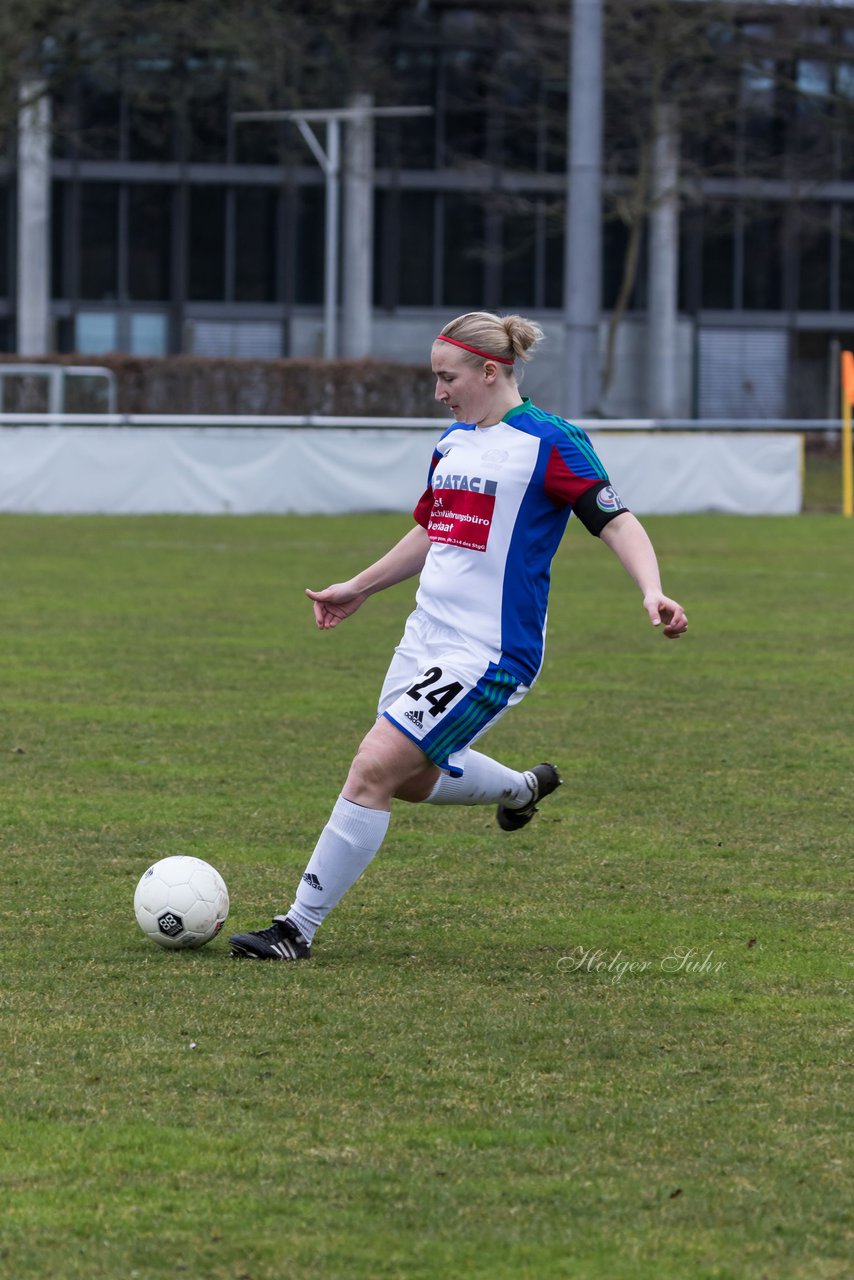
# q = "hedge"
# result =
<box><xmin>0</xmin><ymin>354</ymin><xmax>445</xmax><ymax>418</ymax></box>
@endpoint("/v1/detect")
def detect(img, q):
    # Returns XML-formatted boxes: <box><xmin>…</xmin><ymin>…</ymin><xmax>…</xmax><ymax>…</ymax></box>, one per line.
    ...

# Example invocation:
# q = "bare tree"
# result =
<box><xmin>1</xmin><ymin>1</ymin><xmax>425</xmax><ymax>149</ymax></box>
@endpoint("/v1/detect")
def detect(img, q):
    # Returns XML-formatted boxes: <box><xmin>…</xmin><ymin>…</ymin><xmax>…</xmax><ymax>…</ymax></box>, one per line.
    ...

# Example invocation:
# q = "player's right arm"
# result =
<box><xmin>305</xmin><ymin>524</ymin><xmax>431</xmax><ymax>630</ymax></box>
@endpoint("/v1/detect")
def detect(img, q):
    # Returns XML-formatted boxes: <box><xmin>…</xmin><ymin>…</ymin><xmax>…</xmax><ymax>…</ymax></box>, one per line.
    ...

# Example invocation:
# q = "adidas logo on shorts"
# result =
<box><xmin>404</xmin><ymin>708</ymin><xmax>425</xmax><ymax>728</ymax></box>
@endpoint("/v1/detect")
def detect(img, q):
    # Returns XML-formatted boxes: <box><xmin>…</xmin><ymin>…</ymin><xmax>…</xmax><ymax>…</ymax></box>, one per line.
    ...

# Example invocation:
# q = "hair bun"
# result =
<box><xmin>440</xmin><ymin>311</ymin><xmax>544</xmax><ymax>364</ymax></box>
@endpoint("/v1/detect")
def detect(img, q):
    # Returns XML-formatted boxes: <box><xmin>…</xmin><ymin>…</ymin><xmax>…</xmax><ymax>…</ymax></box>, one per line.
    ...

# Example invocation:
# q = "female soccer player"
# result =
<box><xmin>230</xmin><ymin>311</ymin><xmax>688</xmax><ymax>960</ymax></box>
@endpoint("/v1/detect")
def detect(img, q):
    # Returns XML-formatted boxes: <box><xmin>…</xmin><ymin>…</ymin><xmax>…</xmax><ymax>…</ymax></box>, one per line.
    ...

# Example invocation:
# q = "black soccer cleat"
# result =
<box><xmin>496</xmin><ymin>763</ymin><xmax>563</xmax><ymax>831</ymax></box>
<box><xmin>229</xmin><ymin>916</ymin><xmax>311</xmax><ymax>961</ymax></box>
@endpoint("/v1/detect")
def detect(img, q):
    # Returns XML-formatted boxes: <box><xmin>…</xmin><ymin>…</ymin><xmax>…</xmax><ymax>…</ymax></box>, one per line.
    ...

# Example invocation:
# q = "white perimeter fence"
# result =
<box><xmin>0</xmin><ymin>414</ymin><xmax>836</xmax><ymax>516</ymax></box>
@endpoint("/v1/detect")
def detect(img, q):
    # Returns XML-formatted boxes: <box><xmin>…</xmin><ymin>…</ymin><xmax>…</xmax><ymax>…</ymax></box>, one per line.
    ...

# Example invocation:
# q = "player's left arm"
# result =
<box><xmin>599</xmin><ymin>512</ymin><xmax>688</xmax><ymax>639</ymax></box>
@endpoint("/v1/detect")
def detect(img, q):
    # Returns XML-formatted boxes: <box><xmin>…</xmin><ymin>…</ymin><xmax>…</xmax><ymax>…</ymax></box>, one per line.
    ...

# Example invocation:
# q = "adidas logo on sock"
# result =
<box><xmin>302</xmin><ymin>872</ymin><xmax>323</xmax><ymax>892</ymax></box>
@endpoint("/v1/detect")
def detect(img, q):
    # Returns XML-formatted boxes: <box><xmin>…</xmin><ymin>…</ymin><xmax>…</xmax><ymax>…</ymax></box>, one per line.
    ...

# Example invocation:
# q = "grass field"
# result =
<box><xmin>0</xmin><ymin>511</ymin><xmax>851</xmax><ymax>1280</ymax></box>
<box><xmin>803</xmin><ymin>441</ymin><xmax>846</xmax><ymax>514</ymax></box>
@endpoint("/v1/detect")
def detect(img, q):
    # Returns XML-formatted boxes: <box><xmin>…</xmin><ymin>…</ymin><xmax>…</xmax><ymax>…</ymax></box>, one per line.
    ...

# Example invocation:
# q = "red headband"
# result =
<box><xmin>436</xmin><ymin>334</ymin><xmax>514</xmax><ymax>365</ymax></box>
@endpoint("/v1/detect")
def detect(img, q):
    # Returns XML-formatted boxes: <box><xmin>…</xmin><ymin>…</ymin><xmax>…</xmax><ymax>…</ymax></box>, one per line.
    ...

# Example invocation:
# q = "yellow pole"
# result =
<box><xmin>841</xmin><ymin>352</ymin><xmax>854</xmax><ymax>518</ymax></box>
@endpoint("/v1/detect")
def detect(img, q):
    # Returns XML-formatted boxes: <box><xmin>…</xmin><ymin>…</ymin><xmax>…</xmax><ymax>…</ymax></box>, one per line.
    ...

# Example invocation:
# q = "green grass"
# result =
<box><xmin>0</xmin><ymin>513</ymin><xmax>851</xmax><ymax>1280</ymax></box>
<box><xmin>803</xmin><ymin>440</ymin><xmax>846</xmax><ymax>513</ymax></box>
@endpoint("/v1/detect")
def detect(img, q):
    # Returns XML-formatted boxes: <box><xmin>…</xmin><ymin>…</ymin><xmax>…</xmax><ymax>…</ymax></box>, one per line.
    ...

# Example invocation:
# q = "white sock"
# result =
<box><xmin>285</xmin><ymin>795</ymin><xmax>390</xmax><ymax>942</ymax></box>
<box><xmin>424</xmin><ymin>749</ymin><xmax>535</xmax><ymax>808</ymax></box>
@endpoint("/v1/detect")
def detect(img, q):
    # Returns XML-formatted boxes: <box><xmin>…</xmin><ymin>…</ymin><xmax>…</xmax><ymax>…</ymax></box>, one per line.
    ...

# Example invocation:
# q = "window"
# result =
<box><xmin>742</xmin><ymin>205</ymin><xmax>784</xmax><ymax>310</ymax></box>
<box><xmin>839</xmin><ymin>206</ymin><xmax>854</xmax><ymax>311</ymax></box>
<box><xmin>701</xmin><ymin>204</ymin><xmax>735</xmax><ymax>310</ymax></box>
<box><xmin>191</xmin><ymin>320</ymin><xmax>281</xmax><ymax>358</ymax></box>
<box><xmin>442</xmin><ymin>196</ymin><xmax>485</xmax><ymax>305</ymax></box>
<box><xmin>378</xmin><ymin>49</ymin><xmax>437</xmax><ymax>170</ymax></box>
<box><xmin>79</xmin><ymin>184</ymin><xmax>119</xmax><ymax>300</ymax></box>
<box><xmin>50</xmin><ymin>81</ymin><xmax>76</xmax><ymax>160</ymax></box>
<box><xmin>51</xmin><ymin>182</ymin><xmax>67</xmax><ymax>299</ymax></box>
<box><xmin>235</xmin><ymin>189</ymin><xmax>278</xmax><ymax>303</ymax></box>
<box><xmin>130</xmin><ymin>313</ymin><xmax>168</xmax><ymax>356</ymax></box>
<box><xmin>792</xmin><ymin>331</ymin><xmax>836</xmax><ymax>419</ymax></box>
<box><xmin>602</xmin><ymin>217</ymin><xmax>645</xmax><ymax>313</ymax></box>
<box><xmin>691</xmin><ymin>37</ymin><xmax>739</xmax><ymax>175</ymax></box>
<box><xmin>740</xmin><ymin>27</ymin><xmax>785</xmax><ymax>175</ymax></box>
<box><xmin>542</xmin><ymin>84</ymin><xmax>568</xmax><ymax>175</ymax></box>
<box><xmin>233</xmin><ymin>120</ymin><xmax>282</xmax><ymax>166</ymax></box>
<box><xmin>187</xmin><ymin>64</ymin><xmax>229</xmax><ymax>163</ymax></box>
<box><xmin>377</xmin><ymin>190</ymin><xmax>435</xmax><ymax>308</ymax></box>
<box><xmin>837</xmin><ymin>61</ymin><xmax>854</xmax><ymax>103</ymax></box>
<box><xmin>497</xmin><ymin>52</ymin><xmax>541</xmax><ymax>172</ymax></box>
<box><xmin>796</xmin><ymin>58</ymin><xmax>831</xmax><ymax>101</ymax></box>
<box><xmin>188</xmin><ymin>185</ymin><xmax>226</xmax><ymax>301</ymax></box>
<box><xmin>295</xmin><ymin>186</ymin><xmax>324</xmax><ymax>305</ymax></box>
<box><xmin>500</xmin><ymin>204</ymin><xmax>538</xmax><ymax>308</ymax></box>
<box><xmin>797</xmin><ymin>204</ymin><xmax>832</xmax><ymax>311</ymax></box>
<box><xmin>128</xmin><ymin>185</ymin><xmax>172</xmax><ymax>302</ymax></box>
<box><xmin>0</xmin><ymin>184</ymin><xmax>7</xmax><ymax>297</ymax></box>
<box><xmin>543</xmin><ymin>201</ymin><xmax>564</xmax><ymax>309</ymax></box>
<box><xmin>835</xmin><ymin>62</ymin><xmax>854</xmax><ymax>179</ymax></box>
<box><xmin>440</xmin><ymin>48</ymin><xmax>490</xmax><ymax>166</ymax></box>
<box><xmin>795</xmin><ymin>59</ymin><xmax>833</xmax><ymax>176</ymax></box>
<box><xmin>126</xmin><ymin>67</ymin><xmax>177</xmax><ymax>162</ymax></box>
<box><xmin>77</xmin><ymin>70</ymin><xmax>121</xmax><ymax>160</ymax></box>
<box><xmin>76</xmin><ymin>312</ymin><xmax>118</xmax><ymax>353</ymax></box>
<box><xmin>679</xmin><ymin>209</ymin><xmax>699</xmax><ymax>314</ymax></box>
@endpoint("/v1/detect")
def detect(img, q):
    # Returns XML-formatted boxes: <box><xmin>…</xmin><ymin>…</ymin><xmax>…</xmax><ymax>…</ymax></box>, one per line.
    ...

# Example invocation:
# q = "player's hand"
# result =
<box><xmin>643</xmin><ymin>592</ymin><xmax>688</xmax><ymax>639</ymax></box>
<box><xmin>305</xmin><ymin>584</ymin><xmax>368</xmax><ymax>630</ymax></box>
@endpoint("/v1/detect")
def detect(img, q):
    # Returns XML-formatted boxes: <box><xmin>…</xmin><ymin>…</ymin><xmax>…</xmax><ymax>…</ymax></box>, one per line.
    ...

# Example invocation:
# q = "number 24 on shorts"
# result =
<box><xmin>405</xmin><ymin>666</ymin><xmax>464</xmax><ymax>717</ymax></box>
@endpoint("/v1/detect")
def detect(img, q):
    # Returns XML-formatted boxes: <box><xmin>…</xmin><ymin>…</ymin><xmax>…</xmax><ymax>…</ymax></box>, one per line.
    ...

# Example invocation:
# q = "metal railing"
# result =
<box><xmin>0</xmin><ymin>414</ymin><xmax>840</xmax><ymax>432</ymax></box>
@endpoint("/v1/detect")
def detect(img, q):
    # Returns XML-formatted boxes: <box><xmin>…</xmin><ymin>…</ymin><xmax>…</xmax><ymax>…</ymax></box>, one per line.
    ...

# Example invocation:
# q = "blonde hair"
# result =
<box><xmin>439</xmin><ymin>311</ymin><xmax>544</xmax><ymax>370</ymax></box>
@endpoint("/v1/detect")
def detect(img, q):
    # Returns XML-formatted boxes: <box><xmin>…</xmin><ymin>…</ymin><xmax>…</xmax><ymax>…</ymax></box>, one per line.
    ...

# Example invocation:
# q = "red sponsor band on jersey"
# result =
<box><xmin>427</xmin><ymin>489</ymin><xmax>494</xmax><ymax>551</ymax></box>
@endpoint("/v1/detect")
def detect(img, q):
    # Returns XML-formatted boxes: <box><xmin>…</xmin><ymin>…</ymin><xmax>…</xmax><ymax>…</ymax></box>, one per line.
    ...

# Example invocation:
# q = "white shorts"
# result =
<box><xmin>378</xmin><ymin>607</ymin><xmax>531</xmax><ymax>777</ymax></box>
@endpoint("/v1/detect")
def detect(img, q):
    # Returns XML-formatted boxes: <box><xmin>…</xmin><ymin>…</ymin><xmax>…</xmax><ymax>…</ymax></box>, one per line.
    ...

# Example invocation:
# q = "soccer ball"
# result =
<box><xmin>134</xmin><ymin>855</ymin><xmax>229</xmax><ymax>950</ymax></box>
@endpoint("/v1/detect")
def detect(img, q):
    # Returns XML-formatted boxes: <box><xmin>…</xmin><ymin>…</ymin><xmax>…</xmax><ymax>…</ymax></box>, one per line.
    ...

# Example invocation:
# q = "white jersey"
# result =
<box><xmin>412</xmin><ymin>399</ymin><xmax>620</xmax><ymax>686</ymax></box>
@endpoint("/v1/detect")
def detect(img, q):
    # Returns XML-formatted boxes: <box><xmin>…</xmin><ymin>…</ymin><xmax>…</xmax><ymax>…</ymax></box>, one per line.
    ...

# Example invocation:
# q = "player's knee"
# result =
<box><xmin>344</xmin><ymin>741</ymin><xmax>394</xmax><ymax>805</ymax></box>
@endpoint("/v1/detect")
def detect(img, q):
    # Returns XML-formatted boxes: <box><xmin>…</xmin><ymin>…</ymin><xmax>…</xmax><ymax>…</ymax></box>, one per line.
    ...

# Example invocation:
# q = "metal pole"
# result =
<box><xmin>233</xmin><ymin>107</ymin><xmax>430</xmax><ymax>361</ymax></box>
<box><xmin>17</xmin><ymin>80</ymin><xmax>51</xmax><ymax>355</ymax></box>
<box><xmin>324</xmin><ymin>120</ymin><xmax>340</xmax><ymax>360</ymax></box>
<box><xmin>342</xmin><ymin>94</ymin><xmax>374</xmax><ymax>358</ymax></box>
<box><xmin>647</xmin><ymin>102</ymin><xmax>680</xmax><ymax>418</ymax></box>
<box><xmin>563</xmin><ymin>0</ymin><xmax>603</xmax><ymax>416</ymax></box>
<box><xmin>841</xmin><ymin>350</ymin><xmax>853</xmax><ymax>517</ymax></box>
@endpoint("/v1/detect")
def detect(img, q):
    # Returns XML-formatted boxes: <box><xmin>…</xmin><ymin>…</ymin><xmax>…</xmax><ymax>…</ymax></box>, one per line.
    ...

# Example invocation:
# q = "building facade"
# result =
<box><xmin>4</xmin><ymin>0</ymin><xmax>854</xmax><ymax>417</ymax></box>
